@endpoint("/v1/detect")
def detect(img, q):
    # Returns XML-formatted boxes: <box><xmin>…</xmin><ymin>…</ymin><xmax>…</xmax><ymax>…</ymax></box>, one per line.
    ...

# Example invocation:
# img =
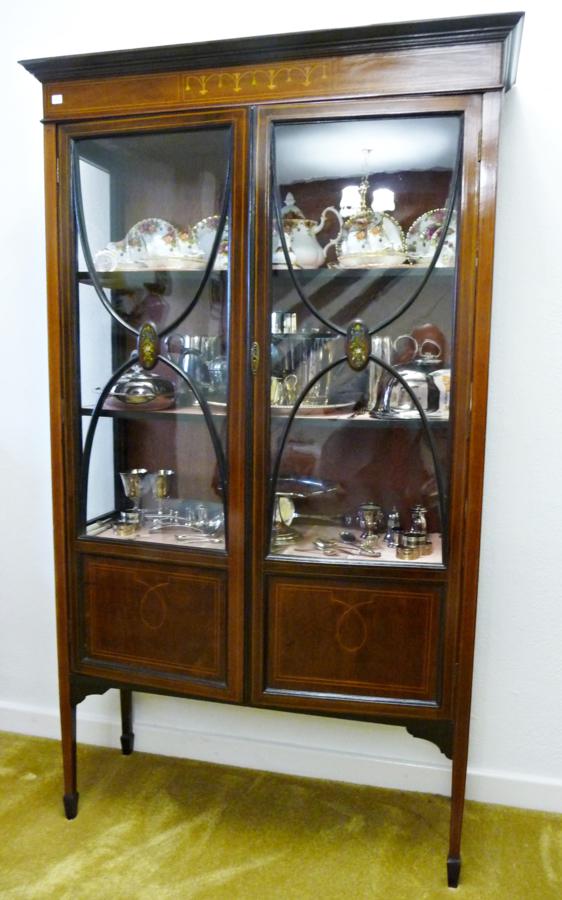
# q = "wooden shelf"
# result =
<box><xmin>273</xmin><ymin>266</ymin><xmax>455</xmax><ymax>279</ymax></box>
<box><xmin>77</xmin><ymin>266</ymin><xmax>454</xmax><ymax>291</ymax></box>
<box><xmin>80</xmin><ymin>403</ymin><xmax>223</xmax><ymax>421</ymax></box>
<box><xmin>81</xmin><ymin>403</ymin><xmax>448</xmax><ymax>425</ymax></box>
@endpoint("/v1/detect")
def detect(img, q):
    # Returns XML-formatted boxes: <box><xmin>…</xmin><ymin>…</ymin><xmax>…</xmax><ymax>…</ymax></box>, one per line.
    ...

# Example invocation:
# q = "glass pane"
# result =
<box><xmin>76</xmin><ymin>127</ymin><xmax>231</xmax><ymax>550</ymax></box>
<box><xmin>268</xmin><ymin>114</ymin><xmax>461</xmax><ymax>566</ymax></box>
<box><xmin>83</xmin><ymin>404</ymin><xmax>226</xmax><ymax>551</ymax></box>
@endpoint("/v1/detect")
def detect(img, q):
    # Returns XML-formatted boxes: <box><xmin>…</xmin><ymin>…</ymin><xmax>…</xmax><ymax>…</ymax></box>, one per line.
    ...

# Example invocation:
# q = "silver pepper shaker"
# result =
<box><xmin>384</xmin><ymin>506</ymin><xmax>401</xmax><ymax>546</ymax></box>
<box><xmin>410</xmin><ymin>505</ymin><xmax>428</xmax><ymax>535</ymax></box>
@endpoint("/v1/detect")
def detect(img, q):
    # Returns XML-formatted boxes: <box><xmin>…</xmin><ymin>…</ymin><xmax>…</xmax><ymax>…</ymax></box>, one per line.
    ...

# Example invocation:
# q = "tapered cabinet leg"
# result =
<box><xmin>447</xmin><ymin>856</ymin><xmax>461</xmax><ymax>888</ymax></box>
<box><xmin>61</xmin><ymin>694</ymin><xmax>78</xmax><ymax>819</ymax></box>
<box><xmin>120</xmin><ymin>689</ymin><xmax>135</xmax><ymax>755</ymax></box>
<box><xmin>448</xmin><ymin>721</ymin><xmax>469</xmax><ymax>888</ymax></box>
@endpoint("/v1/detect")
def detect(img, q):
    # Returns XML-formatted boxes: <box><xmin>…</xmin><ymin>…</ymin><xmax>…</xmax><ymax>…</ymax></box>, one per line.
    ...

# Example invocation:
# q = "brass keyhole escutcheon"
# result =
<box><xmin>250</xmin><ymin>341</ymin><xmax>260</xmax><ymax>375</ymax></box>
<box><xmin>137</xmin><ymin>321</ymin><xmax>160</xmax><ymax>370</ymax></box>
<box><xmin>345</xmin><ymin>320</ymin><xmax>370</xmax><ymax>371</ymax></box>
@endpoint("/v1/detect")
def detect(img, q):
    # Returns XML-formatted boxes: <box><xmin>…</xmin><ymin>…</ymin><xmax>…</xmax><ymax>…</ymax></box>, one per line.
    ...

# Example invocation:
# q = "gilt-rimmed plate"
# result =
<box><xmin>192</xmin><ymin>215</ymin><xmax>229</xmax><ymax>269</ymax></box>
<box><xmin>406</xmin><ymin>208</ymin><xmax>457</xmax><ymax>267</ymax></box>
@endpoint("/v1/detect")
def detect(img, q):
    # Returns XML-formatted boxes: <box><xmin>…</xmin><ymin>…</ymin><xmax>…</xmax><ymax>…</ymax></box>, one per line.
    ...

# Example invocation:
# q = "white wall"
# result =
<box><xmin>1</xmin><ymin>1</ymin><xmax>561</xmax><ymax>813</ymax></box>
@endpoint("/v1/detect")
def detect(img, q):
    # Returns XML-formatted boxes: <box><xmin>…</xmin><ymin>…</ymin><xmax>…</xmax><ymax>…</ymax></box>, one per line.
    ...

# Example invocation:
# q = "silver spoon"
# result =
<box><xmin>314</xmin><ymin>538</ymin><xmax>381</xmax><ymax>558</ymax></box>
<box><xmin>290</xmin><ymin>546</ymin><xmax>340</xmax><ymax>557</ymax></box>
<box><xmin>175</xmin><ymin>534</ymin><xmax>222</xmax><ymax>544</ymax></box>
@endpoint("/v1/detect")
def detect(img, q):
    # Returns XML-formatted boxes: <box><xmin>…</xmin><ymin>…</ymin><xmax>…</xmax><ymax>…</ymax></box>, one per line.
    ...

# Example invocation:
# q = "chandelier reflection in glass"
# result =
<box><xmin>337</xmin><ymin>150</ymin><xmax>405</xmax><ymax>268</ymax></box>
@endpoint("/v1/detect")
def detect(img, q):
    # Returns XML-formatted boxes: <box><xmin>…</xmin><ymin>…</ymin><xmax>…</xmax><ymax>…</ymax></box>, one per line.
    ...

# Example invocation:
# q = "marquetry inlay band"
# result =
<box><xmin>138</xmin><ymin>580</ymin><xmax>169</xmax><ymax>630</ymax></box>
<box><xmin>332</xmin><ymin>597</ymin><xmax>374</xmax><ymax>653</ymax></box>
<box><xmin>184</xmin><ymin>61</ymin><xmax>331</xmax><ymax>98</ymax></box>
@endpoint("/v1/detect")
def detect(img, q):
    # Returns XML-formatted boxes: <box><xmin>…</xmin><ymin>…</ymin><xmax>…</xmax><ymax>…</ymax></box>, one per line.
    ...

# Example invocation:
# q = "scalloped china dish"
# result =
<box><xmin>406</xmin><ymin>208</ymin><xmax>457</xmax><ymax>267</ymax></box>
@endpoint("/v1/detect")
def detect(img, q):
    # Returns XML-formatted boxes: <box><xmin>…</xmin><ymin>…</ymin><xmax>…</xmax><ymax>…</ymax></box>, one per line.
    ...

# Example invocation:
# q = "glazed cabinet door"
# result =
<box><xmin>57</xmin><ymin>109</ymin><xmax>249</xmax><ymax>700</ymax></box>
<box><xmin>251</xmin><ymin>96</ymin><xmax>482</xmax><ymax>717</ymax></box>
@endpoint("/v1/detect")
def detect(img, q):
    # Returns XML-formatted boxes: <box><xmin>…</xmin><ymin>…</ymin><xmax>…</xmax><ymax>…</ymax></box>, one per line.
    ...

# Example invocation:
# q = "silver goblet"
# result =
<box><xmin>150</xmin><ymin>469</ymin><xmax>175</xmax><ymax>518</ymax></box>
<box><xmin>358</xmin><ymin>501</ymin><xmax>382</xmax><ymax>552</ymax></box>
<box><xmin>119</xmin><ymin>468</ymin><xmax>148</xmax><ymax>514</ymax></box>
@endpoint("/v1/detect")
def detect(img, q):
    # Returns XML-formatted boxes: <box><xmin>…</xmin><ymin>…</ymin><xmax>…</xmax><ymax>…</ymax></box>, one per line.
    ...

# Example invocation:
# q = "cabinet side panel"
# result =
<box><xmin>44</xmin><ymin>124</ymin><xmax>74</xmax><ymax>699</ymax></box>
<box><xmin>458</xmin><ymin>91</ymin><xmax>502</xmax><ymax>689</ymax></box>
<box><xmin>45</xmin><ymin>122</ymin><xmax>82</xmax><ymax>805</ymax></box>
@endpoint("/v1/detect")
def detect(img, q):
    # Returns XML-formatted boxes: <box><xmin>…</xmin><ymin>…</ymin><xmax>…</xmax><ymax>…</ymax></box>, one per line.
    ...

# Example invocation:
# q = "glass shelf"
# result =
<box><xmin>84</xmin><ymin>522</ymin><xmax>226</xmax><ymax>553</ymax></box>
<box><xmin>270</xmin><ymin>529</ymin><xmax>443</xmax><ymax>568</ymax></box>
<box><xmin>76</xmin><ymin>267</ymin><xmax>453</xmax><ymax>290</ymax></box>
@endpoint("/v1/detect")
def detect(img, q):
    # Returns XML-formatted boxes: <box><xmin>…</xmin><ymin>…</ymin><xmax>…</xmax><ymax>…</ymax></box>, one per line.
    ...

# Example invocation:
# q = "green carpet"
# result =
<box><xmin>0</xmin><ymin>731</ymin><xmax>560</xmax><ymax>899</ymax></box>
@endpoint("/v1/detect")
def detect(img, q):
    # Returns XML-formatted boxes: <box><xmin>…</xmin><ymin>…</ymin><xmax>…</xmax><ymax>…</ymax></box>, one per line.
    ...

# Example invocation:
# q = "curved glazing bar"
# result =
<box><xmin>160</xmin><ymin>356</ymin><xmax>228</xmax><ymax>509</ymax></box>
<box><xmin>270</xmin><ymin>115</ymin><xmax>462</xmax><ymax>341</ymax></box>
<box><xmin>270</xmin><ymin>134</ymin><xmax>345</xmax><ymax>337</ymax></box>
<box><xmin>81</xmin><ymin>355</ymin><xmax>228</xmax><ymax>535</ymax></box>
<box><xmin>80</xmin><ymin>355</ymin><xmax>135</xmax><ymax>524</ymax></box>
<box><xmin>269</xmin><ymin>354</ymin><xmax>345</xmax><ymax>493</ymax></box>
<box><xmin>161</xmin><ymin>149</ymin><xmax>232</xmax><ymax>340</ymax></box>
<box><xmin>268</xmin><ymin>353</ymin><xmax>344</xmax><ymax>547</ymax></box>
<box><xmin>368</xmin><ymin>130</ymin><xmax>463</xmax><ymax>338</ymax></box>
<box><xmin>268</xmin><ymin>352</ymin><xmax>448</xmax><ymax>556</ymax></box>
<box><xmin>74</xmin><ymin>129</ymin><xmax>232</xmax><ymax>341</ymax></box>
<box><xmin>72</xmin><ymin>143</ymin><xmax>138</xmax><ymax>336</ymax></box>
<box><xmin>367</xmin><ymin>353</ymin><xmax>447</xmax><ymax>548</ymax></box>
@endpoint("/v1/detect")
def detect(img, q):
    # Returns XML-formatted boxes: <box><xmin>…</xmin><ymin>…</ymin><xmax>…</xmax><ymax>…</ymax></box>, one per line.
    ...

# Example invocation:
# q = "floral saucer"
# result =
<box><xmin>335</xmin><ymin>252</ymin><xmax>407</xmax><ymax>269</ymax></box>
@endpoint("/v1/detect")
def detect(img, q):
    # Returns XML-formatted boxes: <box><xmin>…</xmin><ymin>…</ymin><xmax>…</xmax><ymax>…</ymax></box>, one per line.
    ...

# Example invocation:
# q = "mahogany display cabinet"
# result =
<box><xmin>21</xmin><ymin>12</ymin><xmax>523</xmax><ymax>887</ymax></box>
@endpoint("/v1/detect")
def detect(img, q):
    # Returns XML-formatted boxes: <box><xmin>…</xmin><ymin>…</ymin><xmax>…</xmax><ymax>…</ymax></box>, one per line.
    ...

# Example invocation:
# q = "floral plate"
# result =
<box><xmin>192</xmin><ymin>215</ymin><xmax>229</xmax><ymax>270</ymax></box>
<box><xmin>406</xmin><ymin>208</ymin><xmax>457</xmax><ymax>267</ymax></box>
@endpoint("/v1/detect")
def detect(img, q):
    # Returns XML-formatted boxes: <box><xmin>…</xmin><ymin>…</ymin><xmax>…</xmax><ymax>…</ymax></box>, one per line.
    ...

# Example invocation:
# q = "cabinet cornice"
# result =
<box><xmin>20</xmin><ymin>12</ymin><xmax>523</xmax><ymax>90</ymax></box>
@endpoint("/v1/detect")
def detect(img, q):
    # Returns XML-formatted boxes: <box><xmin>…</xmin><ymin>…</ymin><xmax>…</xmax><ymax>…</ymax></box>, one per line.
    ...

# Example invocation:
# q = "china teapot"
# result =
<box><xmin>279</xmin><ymin>193</ymin><xmax>342</xmax><ymax>269</ymax></box>
<box><xmin>272</xmin><ymin>222</ymin><xmax>298</xmax><ymax>268</ymax></box>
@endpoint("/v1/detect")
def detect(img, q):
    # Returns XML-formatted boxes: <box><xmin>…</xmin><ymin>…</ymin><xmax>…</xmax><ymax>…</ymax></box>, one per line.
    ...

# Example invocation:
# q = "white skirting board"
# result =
<box><xmin>1</xmin><ymin>700</ymin><xmax>561</xmax><ymax>815</ymax></box>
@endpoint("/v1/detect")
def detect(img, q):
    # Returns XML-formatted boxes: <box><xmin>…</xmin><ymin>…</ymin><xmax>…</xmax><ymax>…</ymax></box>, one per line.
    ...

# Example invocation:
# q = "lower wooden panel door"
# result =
<box><xmin>77</xmin><ymin>554</ymin><xmax>235</xmax><ymax>698</ymax></box>
<box><xmin>256</xmin><ymin>573</ymin><xmax>446</xmax><ymax>711</ymax></box>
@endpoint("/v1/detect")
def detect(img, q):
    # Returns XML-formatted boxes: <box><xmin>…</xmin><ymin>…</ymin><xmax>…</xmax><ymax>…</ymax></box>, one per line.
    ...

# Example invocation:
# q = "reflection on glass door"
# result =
<box><xmin>76</xmin><ymin>126</ymin><xmax>232</xmax><ymax>551</ymax></box>
<box><xmin>268</xmin><ymin>114</ymin><xmax>461</xmax><ymax>566</ymax></box>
